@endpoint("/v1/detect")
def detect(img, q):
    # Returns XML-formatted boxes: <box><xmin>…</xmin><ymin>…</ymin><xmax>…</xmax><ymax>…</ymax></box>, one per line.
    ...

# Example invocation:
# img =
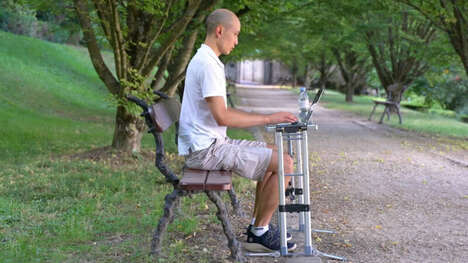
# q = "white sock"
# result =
<box><xmin>251</xmin><ymin>225</ymin><xmax>269</xmax><ymax>237</ymax></box>
<box><xmin>250</xmin><ymin>218</ymin><xmax>256</xmax><ymax>225</ymax></box>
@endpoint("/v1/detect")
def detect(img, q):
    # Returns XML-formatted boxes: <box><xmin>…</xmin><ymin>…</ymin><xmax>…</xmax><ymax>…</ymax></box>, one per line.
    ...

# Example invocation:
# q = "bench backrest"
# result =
<box><xmin>149</xmin><ymin>98</ymin><xmax>181</xmax><ymax>132</ymax></box>
<box><xmin>386</xmin><ymin>83</ymin><xmax>405</xmax><ymax>103</ymax></box>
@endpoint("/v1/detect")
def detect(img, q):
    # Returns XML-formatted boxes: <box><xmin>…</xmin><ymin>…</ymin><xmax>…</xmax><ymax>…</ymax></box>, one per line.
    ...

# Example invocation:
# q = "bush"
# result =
<box><xmin>457</xmin><ymin>105</ymin><xmax>468</xmax><ymax>123</ymax></box>
<box><xmin>409</xmin><ymin>72</ymin><xmax>468</xmax><ymax>113</ymax></box>
<box><xmin>428</xmin><ymin>108</ymin><xmax>456</xmax><ymax>118</ymax></box>
<box><xmin>0</xmin><ymin>3</ymin><xmax>37</xmax><ymax>37</ymax></box>
<box><xmin>401</xmin><ymin>103</ymin><xmax>428</xmax><ymax>112</ymax></box>
<box><xmin>0</xmin><ymin>1</ymin><xmax>74</xmax><ymax>44</ymax></box>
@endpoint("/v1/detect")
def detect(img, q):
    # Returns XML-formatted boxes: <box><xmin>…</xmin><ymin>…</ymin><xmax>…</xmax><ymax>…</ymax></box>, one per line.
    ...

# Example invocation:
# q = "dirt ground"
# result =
<box><xmin>186</xmin><ymin>86</ymin><xmax>467</xmax><ymax>263</ymax></box>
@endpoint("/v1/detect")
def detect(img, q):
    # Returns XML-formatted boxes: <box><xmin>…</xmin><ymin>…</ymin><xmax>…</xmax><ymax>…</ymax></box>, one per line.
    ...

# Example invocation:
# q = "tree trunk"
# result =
<box><xmin>66</xmin><ymin>30</ymin><xmax>81</xmax><ymax>45</ymax></box>
<box><xmin>448</xmin><ymin>35</ymin><xmax>468</xmax><ymax>77</ymax></box>
<box><xmin>162</xmin><ymin>29</ymin><xmax>200</xmax><ymax>97</ymax></box>
<box><xmin>385</xmin><ymin>83</ymin><xmax>406</xmax><ymax>113</ymax></box>
<box><xmin>441</xmin><ymin>2</ymin><xmax>468</xmax><ymax>77</ymax></box>
<box><xmin>345</xmin><ymin>84</ymin><xmax>354</xmax><ymax>102</ymax></box>
<box><xmin>304</xmin><ymin>63</ymin><xmax>313</xmax><ymax>89</ymax></box>
<box><xmin>291</xmin><ymin>60</ymin><xmax>298</xmax><ymax>89</ymax></box>
<box><xmin>317</xmin><ymin>52</ymin><xmax>335</xmax><ymax>90</ymax></box>
<box><xmin>111</xmin><ymin>105</ymin><xmax>146</xmax><ymax>152</ymax></box>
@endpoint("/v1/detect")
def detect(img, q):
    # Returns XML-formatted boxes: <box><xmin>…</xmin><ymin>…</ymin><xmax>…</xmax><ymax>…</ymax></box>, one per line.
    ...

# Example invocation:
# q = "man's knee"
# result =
<box><xmin>267</xmin><ymin>144</ymin><xmax>278</xmax><ymax>151</ymax></box>
<box><xmin>267</xmin><ymin>150</ymin><xmax>293</xmax><ymax>174</ymax></box>
<box><xmin>283</xmin><ymin>153</ymin><xmax>294</xmax><ymax>173</ymax></box>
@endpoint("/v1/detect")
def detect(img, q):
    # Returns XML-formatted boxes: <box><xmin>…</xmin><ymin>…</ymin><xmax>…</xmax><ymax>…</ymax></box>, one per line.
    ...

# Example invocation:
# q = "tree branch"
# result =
<box><xmin>74</xmin><ymin>0</ymin><xmax>120</xmax><ymax>95</ymax></box>
<box><xmin>162</xmin><ymin>29</ymin><xmax>200</xmax><ymax>96</ymax></box>
<box><xmin>136</xmin><ymin>0</ymin><xmax>175</xmax><ymax>71</ymax></box>
<box><xmin>151</xmin><ymin>45</ymin><xmax>174</xmax><ymax>90</ymax></box>
<box><xmin>141</xmin><ymin>0</ymin><xmax>202</xmax><ymax>77</ymax></box>
<box><xmin>332</xmin><ymin>48</ymin><xmax>349</xmax><ymax>83</ymax></box>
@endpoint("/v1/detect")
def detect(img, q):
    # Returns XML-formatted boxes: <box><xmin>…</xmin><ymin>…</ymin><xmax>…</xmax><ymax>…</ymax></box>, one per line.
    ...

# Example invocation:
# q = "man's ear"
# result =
<box><xmin>215</xmin><ymin>25</ymin><xmax>223</xmax><ymax>38</ymax></box>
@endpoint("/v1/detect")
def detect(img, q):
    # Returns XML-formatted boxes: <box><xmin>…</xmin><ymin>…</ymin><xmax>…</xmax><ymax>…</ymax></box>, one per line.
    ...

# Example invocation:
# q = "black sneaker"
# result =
<box><xmin>244</xmin><ymin>229</ymin><xmax>297</xmax><ymax>252</ymax></box>
<box><xmin>269</xmin><ymin>224</ymin><xmax>293</xmax><ymax>241</ymax></box>
<box><xmin>246</xmin><ymin>224</ymin><xmax>292</xmax><ymax>241</ymax></box>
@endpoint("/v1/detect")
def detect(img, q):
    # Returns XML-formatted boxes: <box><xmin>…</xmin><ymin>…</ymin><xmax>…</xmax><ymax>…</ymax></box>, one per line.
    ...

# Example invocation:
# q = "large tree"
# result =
<box><xmin>363</xmin><ymin>4</ymin><xmax>438</xmax><ymax>103</ymax></box>
<box><xmin>398</xmin><ymin>0</ymin><xmax>468</xmax><ymax>76</ymax></box>
<box><xmin>71</xmin><ymin>0</ymin><xmax>218</xmax><ymax>153</ymax></box>
<box><xmin>333</xmin><ymin>47</ymin><xmax>371</xmax><ymax>102</ymax></box>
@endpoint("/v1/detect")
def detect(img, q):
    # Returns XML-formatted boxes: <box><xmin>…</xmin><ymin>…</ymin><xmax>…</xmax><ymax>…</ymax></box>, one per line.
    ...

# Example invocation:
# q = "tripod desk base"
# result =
<box><xmin>244</xmin><ymin>250</ymin><xmax>346</xmax><ymax>261</ymax></box>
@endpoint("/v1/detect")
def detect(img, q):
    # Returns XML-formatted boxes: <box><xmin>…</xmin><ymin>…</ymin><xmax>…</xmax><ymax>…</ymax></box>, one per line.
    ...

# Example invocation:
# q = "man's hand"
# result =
<box><xmin>266</xmin><ymin>112</ymin><xmax>298</xmax><ymax>124</ymax></box>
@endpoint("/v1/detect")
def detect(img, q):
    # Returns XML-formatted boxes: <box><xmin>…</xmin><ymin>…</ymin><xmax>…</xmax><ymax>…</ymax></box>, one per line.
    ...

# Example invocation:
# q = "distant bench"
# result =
<box><xmin>368</xmin><ymin>100</ymin><xmax>402</xmax><ymax>124</ymax></box>
<box><xmin>126</xmin><ymin>93</ymin><xmax>245</xmax><ymax>261</ymax></box>
<box><xmin>368</xmin><ymin>86</ymin><xmax>404</xmax><ymax>124</ymax></box>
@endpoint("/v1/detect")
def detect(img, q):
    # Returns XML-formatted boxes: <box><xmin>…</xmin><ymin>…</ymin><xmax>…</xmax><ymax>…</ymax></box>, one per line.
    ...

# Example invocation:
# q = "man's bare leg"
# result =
<box><xmin>254</xmin><ymin>150</ymin><xmax>293</xmax><ymax>227</ymax></box>
<box><xmin>252</xmin><ymin>144</ymin><xmax>277</xmax><ymax>222</ymax></box>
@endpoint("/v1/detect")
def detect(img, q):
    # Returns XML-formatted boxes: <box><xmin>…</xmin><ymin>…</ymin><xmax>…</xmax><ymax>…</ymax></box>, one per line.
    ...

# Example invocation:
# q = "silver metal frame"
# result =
<box><xmin>250</xmin><ymin>122</ymin><xmax>345</xmax><ymax>261</ymax></box>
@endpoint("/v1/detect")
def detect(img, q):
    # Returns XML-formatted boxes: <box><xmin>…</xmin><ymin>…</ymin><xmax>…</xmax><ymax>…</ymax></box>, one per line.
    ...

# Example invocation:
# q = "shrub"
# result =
<box><xmin>0</xmin><ymin>2</ymin><xmax>38</xmax><ymax>37</ymax></box>
<box><xmin>409</xmin><ymin>72</ymin><xmax>468</xmax><ymax>113</ymax></box>
<box><xmin>0</xmin><ymin>1</ymin><xmax>74</xmax><ymax>44</ymax></box>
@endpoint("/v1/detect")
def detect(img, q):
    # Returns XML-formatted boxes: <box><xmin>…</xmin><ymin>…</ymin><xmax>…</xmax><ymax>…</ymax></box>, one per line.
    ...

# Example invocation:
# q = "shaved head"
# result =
<box><xmin>205</xmin><ymin>9</ymin><xmax>238</xmax><ymax>35</ymax></box>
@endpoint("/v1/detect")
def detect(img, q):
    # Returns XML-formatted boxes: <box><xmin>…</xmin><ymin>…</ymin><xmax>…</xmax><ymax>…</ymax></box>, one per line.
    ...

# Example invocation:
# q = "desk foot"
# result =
<box><xmin>245</xmin><ymin>251</ymin><xmax>281</xmax><ymax>257</ymax></box>
<box><xmin>312</xmin><ymin>228</ymin><xmax>336</xmax><ymax>234</ymax></box>
<box><xmin>316</xmin><ymin>250</ymin><xmax>346</xmax><ymax>261</ymax></box>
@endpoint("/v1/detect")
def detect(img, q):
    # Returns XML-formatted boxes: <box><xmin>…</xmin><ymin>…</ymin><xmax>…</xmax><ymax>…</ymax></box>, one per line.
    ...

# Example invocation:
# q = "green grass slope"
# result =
<box><xmin>0</xmin><ymin>30</ymin><xmax>116</xmax><ymax>164</ymax></box>
<box><xmin>0</xmin><ymin>31</ymin><xmax>254</xmax><ymax>262</ymax></box>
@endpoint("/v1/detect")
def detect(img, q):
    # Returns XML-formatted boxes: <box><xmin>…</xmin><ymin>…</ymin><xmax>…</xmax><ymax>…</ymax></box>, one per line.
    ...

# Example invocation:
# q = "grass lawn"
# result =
<box><xmin>0</xmin><ymin>30</ymin><xmax>255</xmax><ymax>262</ymax></box>
<box><xmin>319</xmin><ymin>90</ymin><xmax>468</xmax><ymax>139</ymax></box>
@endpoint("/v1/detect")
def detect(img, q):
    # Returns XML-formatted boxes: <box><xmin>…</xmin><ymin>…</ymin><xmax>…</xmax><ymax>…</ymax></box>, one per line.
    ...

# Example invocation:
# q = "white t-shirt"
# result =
<box><xmin>178</xmin><ymin>44</ymin><xmax>227</xmax><ymax>156</ymax></box>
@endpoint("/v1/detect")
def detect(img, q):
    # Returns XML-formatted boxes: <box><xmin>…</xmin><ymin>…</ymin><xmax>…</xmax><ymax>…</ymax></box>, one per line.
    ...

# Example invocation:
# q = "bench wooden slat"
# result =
<box><xmin>179</xmin><ymin>168</ymin><xmax>232</xmax><ymax>191</ymax></box>
<box><xmin>373</xmin><ymin>100</ymin><xmax>397</xmax><ymax>105</ymax></box>
<box><xmin>179</xmin><ymin>169</ymin><xmax>207</xmax><ymax>190</ymax></box>
<box><xmin>205</xmin><ymin>170</ymin><xmax>232</xmax><ymax>191</ymax></box>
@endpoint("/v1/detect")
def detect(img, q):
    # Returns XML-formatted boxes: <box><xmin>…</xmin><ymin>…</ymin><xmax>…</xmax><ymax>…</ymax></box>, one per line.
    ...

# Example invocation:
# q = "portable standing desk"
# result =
<box><xmin>246</xmin><ymin>88</ymin><xmax>345</xmax><ymax>261</ymax></box>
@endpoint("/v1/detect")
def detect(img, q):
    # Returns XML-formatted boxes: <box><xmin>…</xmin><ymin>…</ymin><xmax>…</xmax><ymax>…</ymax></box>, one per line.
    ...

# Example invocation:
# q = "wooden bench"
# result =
<box><xmin>368</xmin><ymin>100</ymin><xmax>402</xmax><ymax>124</ymax></box>
<box><xmin>368</xmin><ymin>86</ymin><xmax>404</xmax><ymax>124</ymax></box>
<box><xmin>126</xmin><ymin>93</ymin><xmax>245</xmax><ymax>262</ymax></box>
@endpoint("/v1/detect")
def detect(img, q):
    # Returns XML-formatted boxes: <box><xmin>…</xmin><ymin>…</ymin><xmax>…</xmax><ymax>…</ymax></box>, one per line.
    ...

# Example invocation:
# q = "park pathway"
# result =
<box><xmin>235</xmin><ymin>84</ymin><xmax>467</xmax><ymax>263</ymax></box>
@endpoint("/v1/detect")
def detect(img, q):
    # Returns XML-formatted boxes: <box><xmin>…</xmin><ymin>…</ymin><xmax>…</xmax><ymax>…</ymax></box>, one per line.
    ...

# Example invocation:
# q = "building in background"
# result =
<box><xmin>225</xmin><ymin>60</ymin><xmax>292</xmax><ymax>85</ymax></box>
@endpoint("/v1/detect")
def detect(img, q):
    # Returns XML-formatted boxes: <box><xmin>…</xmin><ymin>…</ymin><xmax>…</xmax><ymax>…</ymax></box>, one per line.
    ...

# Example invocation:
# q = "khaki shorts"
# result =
<box><xmin>185</xmin><ymin>137</ymin><xmax>272</xmax><ymax>181</ymax></box>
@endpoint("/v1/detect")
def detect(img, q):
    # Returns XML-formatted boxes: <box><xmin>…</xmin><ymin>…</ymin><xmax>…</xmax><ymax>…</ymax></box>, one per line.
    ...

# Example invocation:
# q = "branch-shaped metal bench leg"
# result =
<box><xmin>151</xmin><ymin>188</ymin><xmax>183</xmax><ymax>256</ymax></box>
<box><xmin>368</xmin><ymin>104</ymin><xmax>378</xmax><ymax>121</ymax></box>
<box><xmin>205</xmin><ymin>191</ymin><xmax>245</xmax><ymax>262</ymax></box>
<box><xmin>395</xmin><ymin>106</ymin><xmax>402</xmax><ymax>124</ymax></box>
<box><xmin>228</xmin><ymin>186</ymin><xmax>245</xmax><ymax>217</ymax></box>
<box><xmin>379</xmin><ymin>106</ymin><xmax>389</xmax><ymax>124</ymax></box>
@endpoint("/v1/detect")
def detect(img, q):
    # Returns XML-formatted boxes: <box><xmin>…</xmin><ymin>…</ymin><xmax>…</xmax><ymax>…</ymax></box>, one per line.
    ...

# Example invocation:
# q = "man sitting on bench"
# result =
<box><xmin>178</xmin><ymin>9</ymin><xmax>298</xmax><ymax>253</ymax></box>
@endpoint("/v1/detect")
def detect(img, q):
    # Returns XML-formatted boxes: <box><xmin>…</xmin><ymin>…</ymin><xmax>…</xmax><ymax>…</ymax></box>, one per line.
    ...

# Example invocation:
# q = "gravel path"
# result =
<box><xmin>234</xmin><ymin>85</ymin><xmax>468</xmax><ymax>263</ymax></box>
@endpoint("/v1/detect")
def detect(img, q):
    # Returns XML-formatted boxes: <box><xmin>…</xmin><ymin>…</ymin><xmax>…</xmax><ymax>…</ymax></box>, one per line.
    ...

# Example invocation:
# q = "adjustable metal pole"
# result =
<box><xmin>276</xmin><ymin>131</ymin><xmax>288</xmax><ymax>256</ymax></box>
<box><xmin>296</xmin><ymin>134</ymin><xmax>305</xmax><ymax>232</ymax></box>
<box><xmin>287</xmin><ymin>135</ymin><xmax>295</xmax><ymax>201</ymax></box>
<box><xmin>301</xmin><ymin>130</ymin><xmax>314</xmax><ymax>255</ymax></box>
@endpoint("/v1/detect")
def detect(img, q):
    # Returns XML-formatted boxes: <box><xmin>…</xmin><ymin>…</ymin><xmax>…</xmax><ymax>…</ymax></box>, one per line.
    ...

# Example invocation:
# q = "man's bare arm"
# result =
<box><xmin>206</xmin><ymin>96</ymin><xmax>297</xmax><ymax>128</ymax></box>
